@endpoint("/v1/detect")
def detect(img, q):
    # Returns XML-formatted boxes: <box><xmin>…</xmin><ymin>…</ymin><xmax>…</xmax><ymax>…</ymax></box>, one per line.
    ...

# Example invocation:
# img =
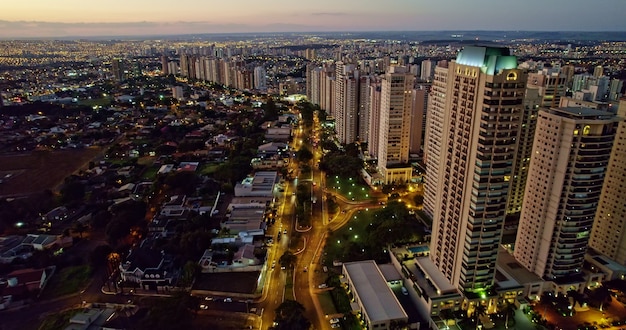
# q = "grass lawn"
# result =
<box><xmin>323</xmin><ymin>209</ymin><xmax>375</xmax><ymax>265</ymax></box>
<box><xmin>285</xmin><ymin>269</ymin><xmax>295</xmax><ymax>301</ymax></box>
<box><xmin>78</xmin><ymin>97</ymin><xmax>112</xmax><ymax>107</ymax></box>
<box><xmin>200</xmin><ymin>163</ymin><xmax>220</xmax><ymax>175</ymax></box>
<box><xmin>326</xmin><ymin>175</ymin><xmax>372</xmax><ymax>201</ymax></box>
<box><xmin>38</xmin><ymin>308</ymin><xmax>82</xmax><ymax>330</ymax></box>
<box><xmin>40</xmin><ymin>265</ymin><xmax>92</xmax><ymax>299</ymax></box>
<box><xmin>137</xmin><ymin>156</ymin><xmax>156</xmax><ymax>166</ymax></box>
<box><xmin>142</xmin><ymin>166</ymin><xmax>159</xmax><ymax>180</ymax></box>
<box><xmin>317</xmin><ymin>291</ymin><xmax>338</xmax><ymax>316</ymax></box>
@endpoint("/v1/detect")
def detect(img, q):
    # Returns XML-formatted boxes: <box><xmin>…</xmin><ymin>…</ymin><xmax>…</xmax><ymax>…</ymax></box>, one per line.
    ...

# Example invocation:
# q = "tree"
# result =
<box><xmin>279</xmin><ymin>251</ymin><xmax>297</xmax><ymax>270</ymax></box>
<box><xmin>473</xmin><ymin>303</ymin><xmax>487</xmax><ymax>328</ymax></box>
<box><xmin>296</xmin><ymin>147</ymin><xmax>313</xmax><ymax>163</ymax></box>
<box><xmin>179</xmin><ymin>261</ymin><xmax>199</xmax><ymax>287</ymax></box>
<box><xmin>501</xmin><ymin>301</ymin><xmax>516</xmax><ymax>328</ymax></box>
<box><xmin>274</xmin><ymin>300</ymin><xmax>310</xmax><ymax>330</ymax></box>
<box><xmin>590</xmin><ymin>286</ymin><xmax>612</xmax><ymax>311</ymax></box>
<box><xmin>439</xmin><ymin>308</ymin><xmax>455</xmax><ymax>328</ymax></box>
<box><xmin>90</xmin><ymin>244</ymin><xmax>113</xmax><ymax>269</ymax></box>
<box><xmin>60</xmin><ymin>180</ymin><xmax>86</xmax><ymax>204</ymax></box>
<box><xmin>72</xmin><ymin>221</ymin><xmax>88</xmax><ymax>238</ymax></box>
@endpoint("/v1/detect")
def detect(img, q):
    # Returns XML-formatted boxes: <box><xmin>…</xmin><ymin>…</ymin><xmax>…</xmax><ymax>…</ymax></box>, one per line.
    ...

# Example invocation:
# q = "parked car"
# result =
<box><xmin>330</xmin><ymin>318</ymin><xmax>340</xmax><ymax>324</ymax></box>
<box><xmin>318</xmin><ymin>283</ymin><xmax>328</xmax><ymax>289</ymax></box>
<box><xmin>401</xmin><ymin>286</ymin><xmax>409</xmax><ymax>295</ymax></box>
<box><xmin>331</xmin><ymin>323</ymin><xmax>341</xmax><ymax>328</ymax></box>
<box><xmin>224</xmin><ymin>297</ymin><xmax>233</xmax><ymax>303</ymax></box>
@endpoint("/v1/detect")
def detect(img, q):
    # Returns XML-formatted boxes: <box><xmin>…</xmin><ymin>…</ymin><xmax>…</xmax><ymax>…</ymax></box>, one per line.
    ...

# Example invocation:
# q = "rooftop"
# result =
<box><xmin>496</xmin><ymin>247</ymin><xmax>543</xmax><ymax>285</ymax></box>
<box><xmin>343</xmin><ymin>260</ymin><xmax>408</xmax><ymax>323</ymax></box>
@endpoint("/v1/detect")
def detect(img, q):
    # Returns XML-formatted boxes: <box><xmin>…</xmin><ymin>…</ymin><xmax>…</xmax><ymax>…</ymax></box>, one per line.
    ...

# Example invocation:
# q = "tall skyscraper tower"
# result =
<box><xmin>427</xmin><ymin>46</ymin><xmax>526</xmax><ymax>294</ymax></box>
<box><xmin>111</xmin><ymin>59</ymin><xmax>125</xmax><ymax>82</ymax></box>
<box><xmin>377</xmin><ymin>66</ymin><xmax>415</xmax><ymax>184</ymax></box>
<box><xmin>253</xmin><ymin>66</ymin><xmax>267</xmax><ymax>91</ymax></box>
<box><xmin>506</xmin><ymin>87</ymin><xmax>541</xmax><ymax>214</ymax></box>
<box><xmin>423</xmin><ymin>61</ymin><xmax>449</xmax><ymax>218</ymax></box>
<box><xmin>506</xmin><ymin>69</ymin><xmax>567</xmax><ymax>214</ymax></box>
<box><xmin>334</xmin><ymin>62</ymin><xmax>359</xmax><ymax>144</ymax></box>
<box><xmin>514</xmin><ymin>107</ymin><xmax>618</xmax><ymax>282</ymax></box>
<box><xmin>589</xmin><ymin>99</ymin><xmax>626</xmax><ymax>264</ymax></box>
<box><xmin>161</xmin><ymin>56</ymin><xmax>169</xmax><ymax>75</ymax></box>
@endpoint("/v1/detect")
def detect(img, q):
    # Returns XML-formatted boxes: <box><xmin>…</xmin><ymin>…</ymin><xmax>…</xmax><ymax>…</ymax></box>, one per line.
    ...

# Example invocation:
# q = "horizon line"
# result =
<box><xmin>1</xmin><ymin>30</ymin><xmax>626</xmax><ymax>41</ymax></box>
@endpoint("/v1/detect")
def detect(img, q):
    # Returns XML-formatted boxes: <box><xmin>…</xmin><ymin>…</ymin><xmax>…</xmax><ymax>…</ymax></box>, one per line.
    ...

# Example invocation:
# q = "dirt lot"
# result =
<box><xmin>0</xmin><ymin>148</ymin><xmax>103</xmax><ymax>197</ymax></box>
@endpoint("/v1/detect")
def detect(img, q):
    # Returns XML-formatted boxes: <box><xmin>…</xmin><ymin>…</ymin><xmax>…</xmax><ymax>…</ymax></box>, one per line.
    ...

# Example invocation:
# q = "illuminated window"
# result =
<box><xmin>506</xmin><ymin>72</ymin><xmax>517</xmax><ymax>81</ymax></box>
<box><xmin>583</xmin><ymin>125</ymin><xmax>591</xmax><ymax>135</ymax></box>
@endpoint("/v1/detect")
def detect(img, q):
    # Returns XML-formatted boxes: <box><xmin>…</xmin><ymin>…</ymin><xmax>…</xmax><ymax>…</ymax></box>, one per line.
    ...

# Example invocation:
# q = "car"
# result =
<box><xmin>318</xmin><ymin>283</ymin><xmax>328</xmax><ymax>289</ymax></box>
<box><xmin>200</xmin><ymin>304</ymin><xmax>208</xmax><ymax>309</ymax></box>
<box><xmin>401</xmin><ymin>286</ymin><xmax>409</xmax><ymax>295</ymax></box>
<box><xmin>283</xmin><ymin>229</ymin><xmax>287</xmax><ymax>234</ymax></box>
<box><xmin>303</xmin><ymin>266</ymin><xmax>308</xmax><ymax>272</ymax></box>
<box><xmin>271</xmin><ymin>261</ymin><xmax>276</xmax><ymax>269</ymax></box>
<box><xmin>204</xmin><ymin>296</ymin><xmax>213</xmax><ymax>301</ymax></box>
<box><xmin>281</xmin><ymin>265</ymin><xmax>286</xmax><ymax>270</ymax></box>
<box><xmin>331</xmin><ymin>323</ymin><xmax>341</xmax><ymax>328</ymax></box>
<box><xmin>323</xmin><ymin>266</ymin><xmax>328</xmax><ymax>273</ymax></box>
<box><xmin>330</xmin><ymin>318</ymin><xmax>340</xmax><ymax>324</ymax></box>
<box><xmin>224</xmin><ymin>297</ymin><xmax>233</xmax><ymax>303</ymax></box>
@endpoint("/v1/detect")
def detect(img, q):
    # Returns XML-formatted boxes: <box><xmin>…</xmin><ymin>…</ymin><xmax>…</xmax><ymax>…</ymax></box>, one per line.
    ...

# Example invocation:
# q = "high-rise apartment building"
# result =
<box><xmin>111</xmin><ymin>59</ymin><xmax>125</xmax><ymax>82</ymax></box>
<box><xmin>161</xmin><ymin>56</ymin><xmax>169</xmax><ymax>75</ymax></box>
<box><xmin>409</xmin><ymin>85</ymin><xmax>428</xmax><ymax>155</ymax></box>
<box><xmin>506</xmin><ymin>68</ymin><xmax>567</xmax><ymax>214</ymax></box>
<box><xmin>514</xmin><ymin>107</ymin><xmax>619</xmax><ymax>282</ymax></box>
<box><xmin>427</xmin><ymin>46</ymin><xmax>526</xmax><ymax>294</ymax></box>
<box><xmin>367</xmin><ymin>83</ymin><xmax>382</xmax><ymax>158</ymax></box>
<box><xmin>420</xmin><ymin>59</ymin><xmax>434</xmax><ymax>81</ymax></box>
<box><xmin>423</xmin><ymin>61</ymin><xmax>449</xmax><ymax>218</ymax></box>
<box><xmin>253</xmin><ymin>66</ymin><xmax>267</xmax><ymax>91</ymax></box>
<box><xmin>506</xmin><ymin>87</ymin><xmax>541</xmax><ymax>214</ymax></box>
<box><xmin>358</xmin><ymin>75</ymin><xmax>375</xmax><ymax>143</ymax></box>
<box><xmin>377</xmin><ymin>66</ymin><xmax>415</xmax><ymax>184</ymax></box>
<box><xmin>334</xmin><ymin>62</ymin><xmax>359</xmax><ymax>144</ymax></box>
<box><xmin>589</xmin><ymin>99</ymin><xmax>626</xmax><ymax>264</ymax></box>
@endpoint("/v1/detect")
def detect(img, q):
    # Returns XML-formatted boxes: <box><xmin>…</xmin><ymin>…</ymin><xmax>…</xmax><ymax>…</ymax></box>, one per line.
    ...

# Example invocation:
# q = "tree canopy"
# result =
<box><xmin>274</xmin><ymin>300</ymin><xmax>311</xmax><ymax>330</ymax></box>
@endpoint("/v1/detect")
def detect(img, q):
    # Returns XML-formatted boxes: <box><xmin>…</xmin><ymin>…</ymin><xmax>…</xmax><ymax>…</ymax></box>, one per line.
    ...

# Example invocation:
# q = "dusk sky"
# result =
<box><xmin>1</xmin><ymin>0</ymin><xmax>625</xmax><ymax>38</ymax></box>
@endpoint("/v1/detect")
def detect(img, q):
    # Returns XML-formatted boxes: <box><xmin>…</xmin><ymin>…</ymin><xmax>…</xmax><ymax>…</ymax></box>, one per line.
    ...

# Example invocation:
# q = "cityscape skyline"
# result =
<box><xmin>2</xmin><ymin>0</ymin><xmax>626</xmax><ymax>38</ymax></box>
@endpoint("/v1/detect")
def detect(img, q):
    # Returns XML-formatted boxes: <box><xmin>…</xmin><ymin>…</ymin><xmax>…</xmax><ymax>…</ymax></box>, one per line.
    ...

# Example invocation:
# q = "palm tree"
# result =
<box><xmin>473</xmin><ymin>303</ymin><xmax>487</xmax><ymax>329</ymax></box>
<box><xmin>501</xmin><ymin>301</ymin><xmax>516</xmax><ymax>329</ymax></box>
<box><xmin>439</xmin><ymin>309</ymin><xmax>455</xmax><ymax>328</ymax></box>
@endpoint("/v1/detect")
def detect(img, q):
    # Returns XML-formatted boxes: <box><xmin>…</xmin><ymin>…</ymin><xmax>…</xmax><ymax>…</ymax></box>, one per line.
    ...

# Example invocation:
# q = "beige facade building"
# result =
<box><xmin>514</xmin><ymin>107</ymin><xmax>619</xmax><ymax>281</ymax></box>
<box><xmin>427</xmin><ymin>46</ymin><xmax>526</xmax><ymax>295</ymax></box>
<box><xmin>377</xmin><ymin>66</ymin><xmax>415</xmax><ymax>184</ymax></box>
<box><xmin>589</xmin><ymin>99</ymin><xmax>626</xmax><ymax>264</ymax></box>
<box><xmin>423</xmin><ymin>61</ymin><xmax>448</xmax><ymax>218</ymax></box>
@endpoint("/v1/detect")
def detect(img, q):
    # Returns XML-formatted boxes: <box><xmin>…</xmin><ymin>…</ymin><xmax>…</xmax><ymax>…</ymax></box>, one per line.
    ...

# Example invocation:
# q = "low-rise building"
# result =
<box><xmin>342</xmin><ymin>260</ymin><xmax>410</xmax><ymax>330</ymax></box>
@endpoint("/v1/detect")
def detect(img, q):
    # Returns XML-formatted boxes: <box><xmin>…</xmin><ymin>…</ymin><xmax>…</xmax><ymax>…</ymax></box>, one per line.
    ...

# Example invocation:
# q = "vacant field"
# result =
<box><xmin>193</xmin><ymin>272</ymin><xmax>260</xmax><ymax>294</ymax></box>
<box><xmin>0</xmin><ymin>148</ymin><xmax>103</xmax><ymax>197</ymax></box>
